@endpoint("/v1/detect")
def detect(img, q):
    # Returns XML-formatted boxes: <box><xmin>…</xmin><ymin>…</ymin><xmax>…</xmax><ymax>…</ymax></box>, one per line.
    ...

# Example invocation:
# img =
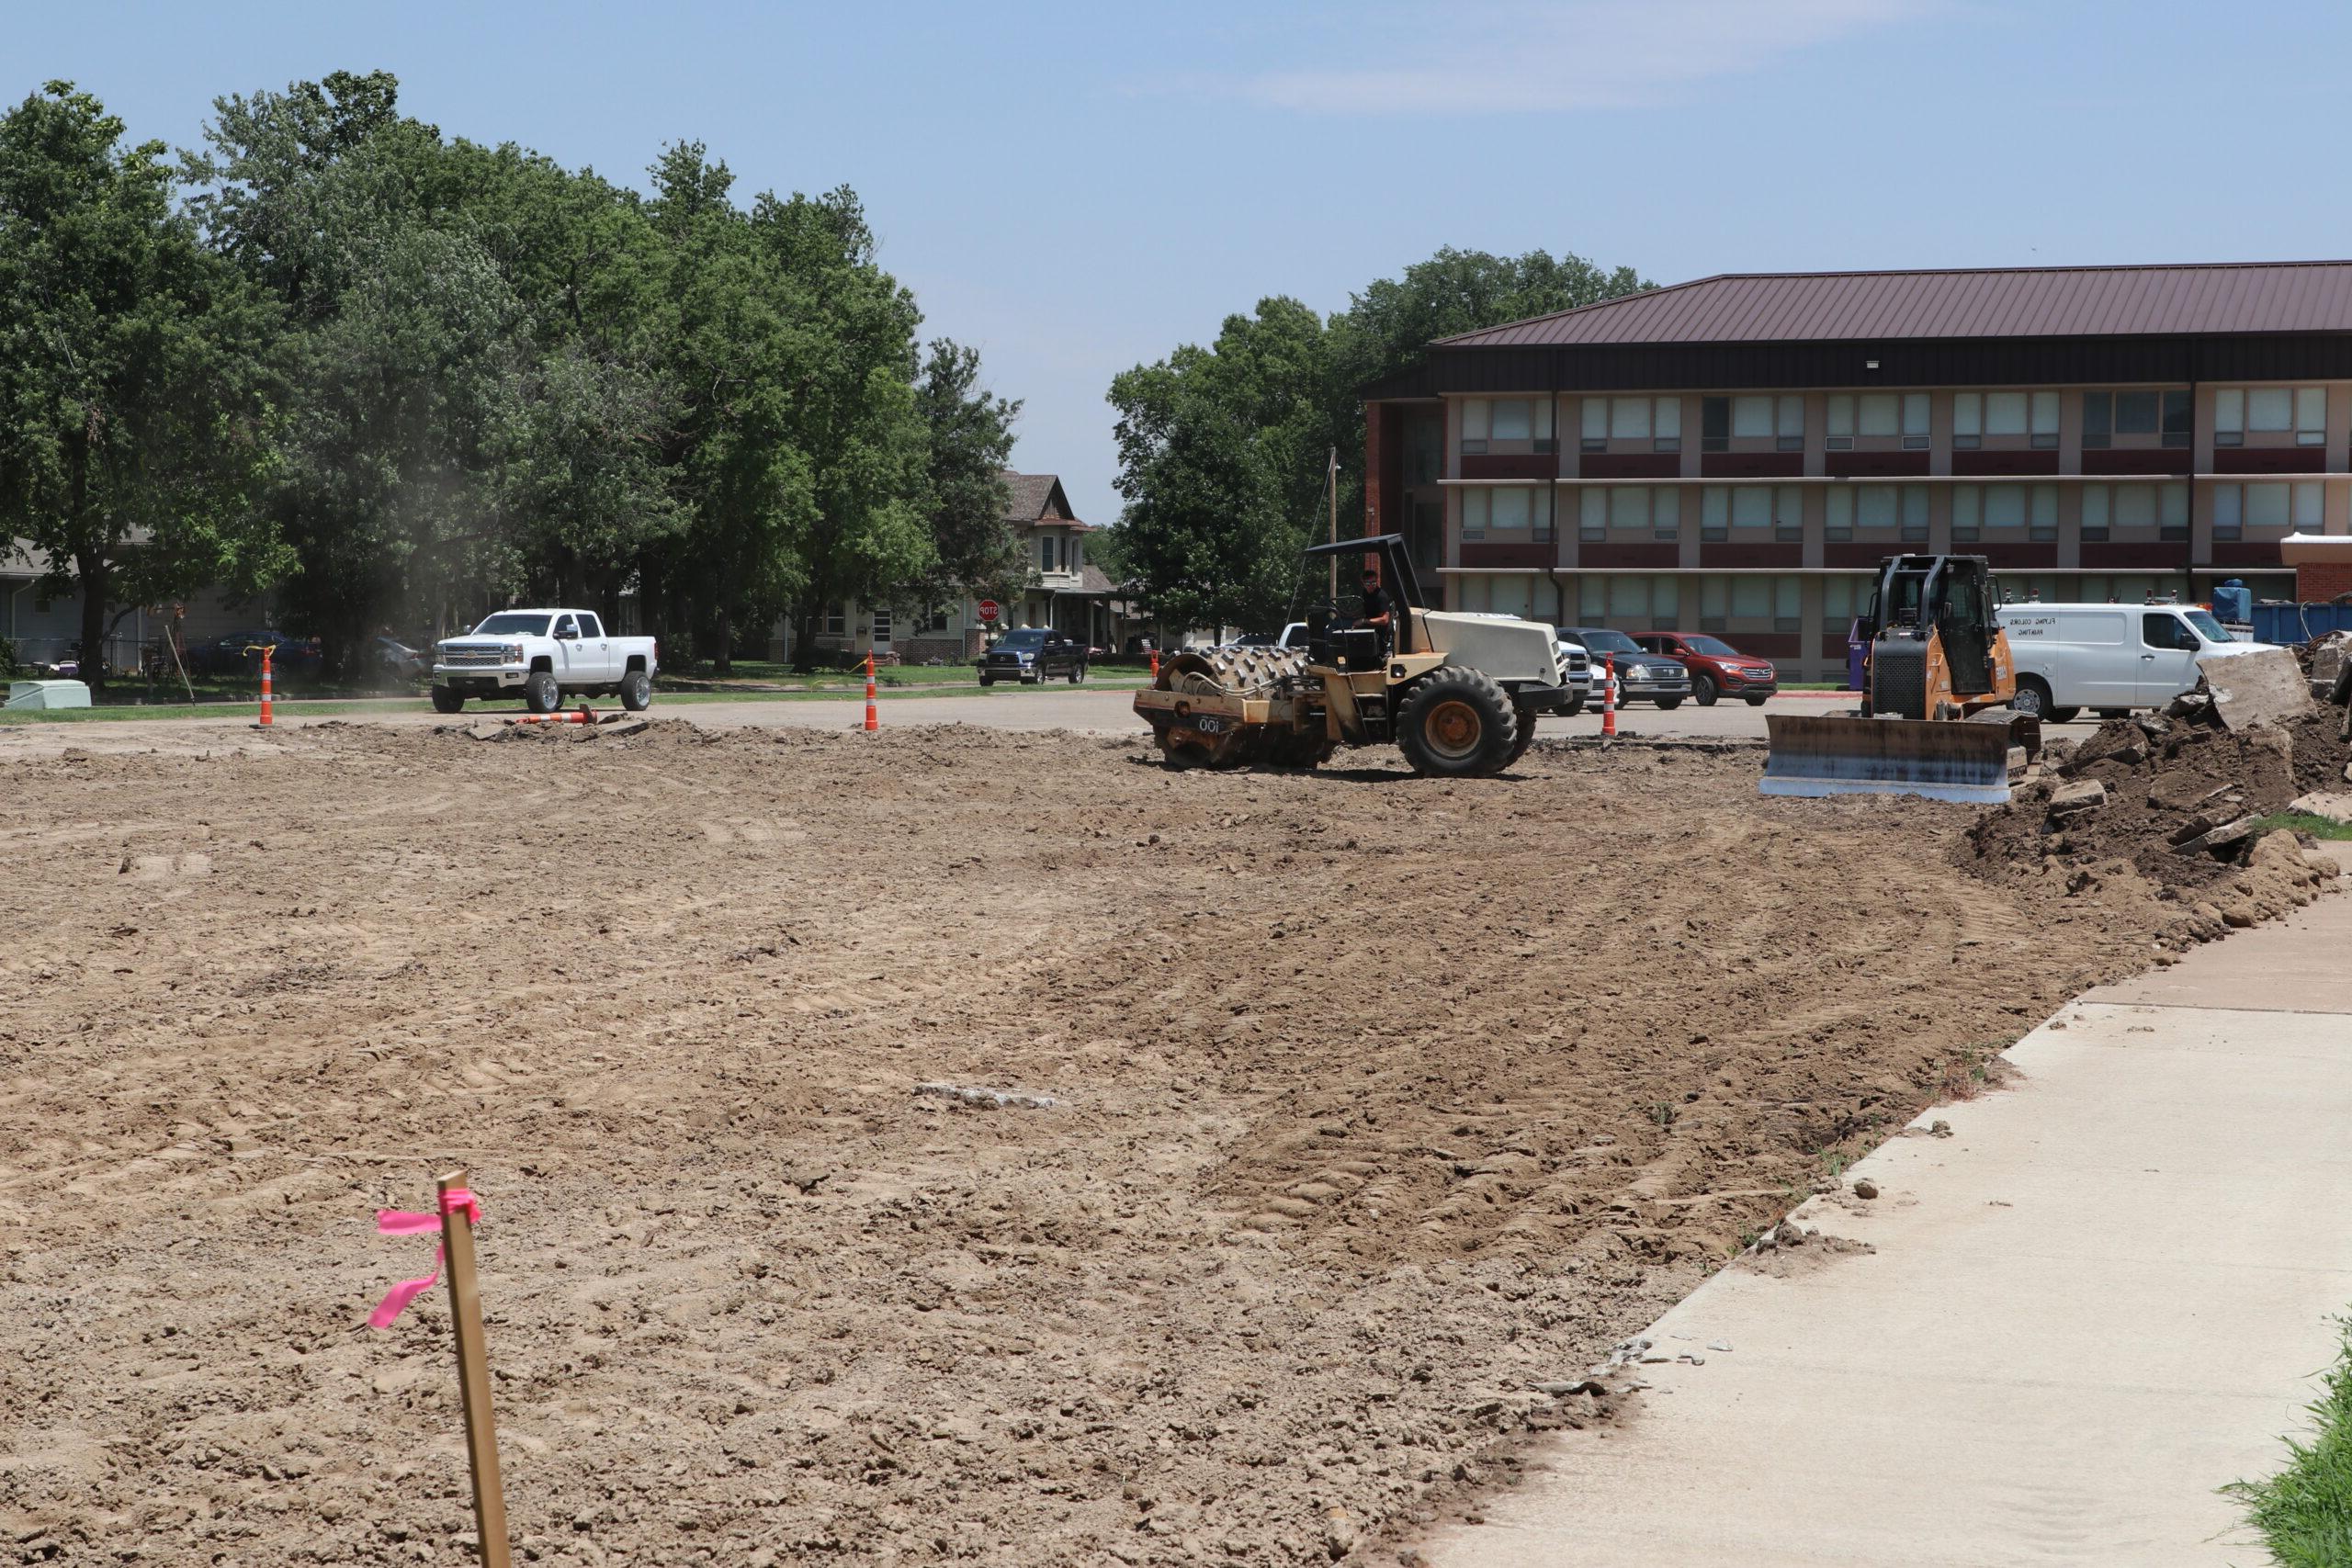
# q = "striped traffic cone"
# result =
<box><xmin>864</xmin><ymin>651</ymin><xmax>878</xmax><ymax>732</ymax></box>
<box><xmin>1601</xmin><ymin>656</ymin><xmax>1616</xmax><ymax>739</ymax></box>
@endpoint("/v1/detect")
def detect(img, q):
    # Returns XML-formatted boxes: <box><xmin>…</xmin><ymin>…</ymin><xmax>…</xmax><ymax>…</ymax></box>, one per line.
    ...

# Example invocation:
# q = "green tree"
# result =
<box><xmin>189</xmin><ymin>73</ymin><xmax>682</xmax><ymax>663</ymax></box>
<box><xmin>758</xmin><ymin>187</ymin><xmax>932</xmax><ymax>672</ymax></box>
<box><xmin>0</xmin><ymin>82</ymin><xmax>280</xmax><ymax>694</ymax></box>
<box><xmin>1107</xmin><ymin>247</ymin><xmax>1650</xmax><ymax>632</ymax></box>
<box><xmin>910</xmin><ymin>338</ymin><xmax>1023</xmax><ymax>615</ymax></box>
<box><xmin>1108</xmin><ymin>296</ymin><xmax>1337</xmax><ymax>634</ymax></box>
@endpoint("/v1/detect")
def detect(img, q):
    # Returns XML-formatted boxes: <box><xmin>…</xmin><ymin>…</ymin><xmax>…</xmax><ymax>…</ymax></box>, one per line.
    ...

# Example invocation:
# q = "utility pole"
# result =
<box><xmin>1328</xmin><ymin>446</ymin><xmax>1340</xmax><ymax>604</ymax></box>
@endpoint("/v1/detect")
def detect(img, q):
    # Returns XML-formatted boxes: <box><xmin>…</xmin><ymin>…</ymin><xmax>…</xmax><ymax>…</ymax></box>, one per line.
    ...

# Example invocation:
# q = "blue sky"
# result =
<box><xmin>18</xmin><ymin>1</ymin><xmax>2352</xmax><ymax>526</ymax></box>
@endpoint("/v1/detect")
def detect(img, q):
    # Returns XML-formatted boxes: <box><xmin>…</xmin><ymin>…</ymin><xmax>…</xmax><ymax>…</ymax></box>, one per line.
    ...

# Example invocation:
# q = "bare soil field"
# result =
<box><xmin>0</xmin><ymin>721</ymin><xmax>2324</xmax><ymax>1565</ymax></box>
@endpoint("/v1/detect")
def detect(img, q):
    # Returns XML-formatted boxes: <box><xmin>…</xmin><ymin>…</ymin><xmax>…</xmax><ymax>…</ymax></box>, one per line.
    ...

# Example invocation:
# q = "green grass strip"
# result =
<box><xmin>2250</xmin><ymin>811</ymin><xmax>2352</xmax><ymax>843</ymax></box>
<box><xmin>2226</xmin><ymin>1316</ymin><xmax>2352</xmax><ymax>1565</ymax></box>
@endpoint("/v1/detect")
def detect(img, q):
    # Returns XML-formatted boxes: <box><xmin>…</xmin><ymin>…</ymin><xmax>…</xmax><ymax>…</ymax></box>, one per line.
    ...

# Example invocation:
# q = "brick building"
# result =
<box><xmin>1360</xmin><ymin>262</ymin><xmax>2352</xmax><ymax>681</ymax></box>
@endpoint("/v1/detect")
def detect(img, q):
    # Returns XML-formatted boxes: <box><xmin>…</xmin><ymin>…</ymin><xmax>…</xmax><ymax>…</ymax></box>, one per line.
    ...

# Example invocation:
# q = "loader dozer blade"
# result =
<box><xmin>1760</xmin><ymin>712</ymin><xmax>2019</xmax><ymax>804</ymax></box>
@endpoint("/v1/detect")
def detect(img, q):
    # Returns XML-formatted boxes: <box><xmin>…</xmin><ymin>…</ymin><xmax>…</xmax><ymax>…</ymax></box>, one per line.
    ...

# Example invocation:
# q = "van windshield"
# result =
<box><xmin>2181</xmin><ymin>609</ymin><xmax>2228</xmax><ymax>644</ymax></box>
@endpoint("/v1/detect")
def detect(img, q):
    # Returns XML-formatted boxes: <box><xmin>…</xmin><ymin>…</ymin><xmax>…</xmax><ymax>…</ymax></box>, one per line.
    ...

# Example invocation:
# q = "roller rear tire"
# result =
<box><xmin>1396</xmin><ymin>666</ymin><xmax>1516</xmax><ymax>778</ymax></box>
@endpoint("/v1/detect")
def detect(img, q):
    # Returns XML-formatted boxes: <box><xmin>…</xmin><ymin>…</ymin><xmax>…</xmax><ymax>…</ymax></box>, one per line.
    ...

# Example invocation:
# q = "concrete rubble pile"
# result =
<box><xmin>1962</xmin><ymin>645</ymin><xmax>2345</xmax><ymax>950</ymax></box>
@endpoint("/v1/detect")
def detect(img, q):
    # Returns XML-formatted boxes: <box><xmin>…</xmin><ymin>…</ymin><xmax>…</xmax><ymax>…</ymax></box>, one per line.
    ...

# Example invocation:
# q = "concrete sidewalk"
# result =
<box><xmin>1419</xmin><ymin>848</ymin><xmax>2352</xmax><ymax>1568</ymax></box>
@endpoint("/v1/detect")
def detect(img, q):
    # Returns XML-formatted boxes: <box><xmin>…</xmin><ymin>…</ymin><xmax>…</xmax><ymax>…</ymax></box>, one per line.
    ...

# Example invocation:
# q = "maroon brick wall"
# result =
<box><xmin>2214</xmin><ymin>448</ymin><xmax>2326</xmax><ymax>474</ymax></box>
<box><xmin>1952</xmin><ymin>450</ymin><xmax>2060</xmax><ymax>476</ymax></box>
<box><xmin>2298</xmin><ymin>559</ymin><xmax>2352</xmax><ymax>601</ymax></box>
<box><xmin>1700</xmin><ymin>453</ymin><xmax>1803</xmax><ymax>478</ymax></box>
<box><xmin>1462</xmin><ymin>453</ymin><xmax>1558</xmax><ymax>480</ymax></box>
<box><xmin>1578</xmin><ymin>453</ymin><xmax>1679</xmax><ymax>479</ymax></box>
<box><xmin>1826</xmin><ymin>451</ymin><xmax>1930</xmax><ymax>478</ymax></box>
<box><xmin>1576</xmin><ymin>541</ymin><xmax>1678</xmax><ymax>569</ymax></box>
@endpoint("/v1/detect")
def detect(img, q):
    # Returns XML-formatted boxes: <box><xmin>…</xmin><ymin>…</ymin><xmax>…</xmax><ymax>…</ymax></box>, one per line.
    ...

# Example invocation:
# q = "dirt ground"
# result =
<box><xmin>0</xmin><ymin>721</ymin><xmax>2312</xmax><ymax>1565</ymax></box>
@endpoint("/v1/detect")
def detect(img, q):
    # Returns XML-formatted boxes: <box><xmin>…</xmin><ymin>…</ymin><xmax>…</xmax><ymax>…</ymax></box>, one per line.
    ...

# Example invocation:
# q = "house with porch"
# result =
<box><xmin>799</xmin><ymin>471</ymin><xmax>1132</xmax><ymax>663</ymax></box>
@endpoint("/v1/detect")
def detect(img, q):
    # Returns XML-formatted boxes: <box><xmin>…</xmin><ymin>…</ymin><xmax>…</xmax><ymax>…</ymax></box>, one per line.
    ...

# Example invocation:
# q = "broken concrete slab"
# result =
<box><xmin>2289</xmin><ymin>791</ymin><xmax>2352</xmax><ymax>826</ymax></box>
<box><xmin>2308</xmin><ymin>631</ymin><xmax>2352</xmax><ymax>700</ymax></box>
<box><xmin>2172</xmin><ymin>813</ymin><xmax>2259</xmax><ymax>856</ymax></box>
<box><xmin>2198</xmin><ymin>646</ymin><xmax>2316</xmax><ymax>731</ymax></box>
<box><xmin>2046</xmin><ymin>779</ymin><xmax>2108</xmax><ymax>817</ymax></box>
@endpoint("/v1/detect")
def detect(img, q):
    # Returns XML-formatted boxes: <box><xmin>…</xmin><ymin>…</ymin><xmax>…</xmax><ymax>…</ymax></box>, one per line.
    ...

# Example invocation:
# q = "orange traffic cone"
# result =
<box><xmin>864</xmin><ymin>651</ymin><xmax>878</xmax><ymax>732</ymax></box>
<box><xmin>257</xmin><ymin>647</ymin><xmax>274</xmax><ymax>728</ymax></box>
<box><xmin>1600</xmin><ymin>656</ymin><xmax>1616</xmax><ymax>739</ymax></box>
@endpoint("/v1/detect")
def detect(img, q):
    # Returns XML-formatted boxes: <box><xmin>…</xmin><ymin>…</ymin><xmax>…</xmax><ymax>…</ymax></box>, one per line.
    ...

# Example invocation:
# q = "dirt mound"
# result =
<box><xmin>0</xmin><ymin>724</ymin><xmax>2331</xmax><ymax>1565</ymax></box>
<box><xmin>1961</xmin><ymin>708</ymin><xmax>2343</xmax><ymax>950</ymax></box>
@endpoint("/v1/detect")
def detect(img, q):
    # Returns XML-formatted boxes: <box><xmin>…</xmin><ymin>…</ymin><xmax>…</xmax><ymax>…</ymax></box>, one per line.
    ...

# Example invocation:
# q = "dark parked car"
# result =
<box><xmin>978</xmin><ymin>627</ymin><xmax>1089</xmax><ymax>685</ymax></box>
<box><xmin>1559</xmin><ymin>627</ymin><xmax>1690</xmax><ymax>709</ymax></box>
<box><xmin>1633</xmin><ymin>632</ymin><xmax>1779</xmax><ymax>707</ymax></box>
<box><xmin>187</xmin><ymin>630</ymin><xmax>322</xmax><ymax>679</ymax></box>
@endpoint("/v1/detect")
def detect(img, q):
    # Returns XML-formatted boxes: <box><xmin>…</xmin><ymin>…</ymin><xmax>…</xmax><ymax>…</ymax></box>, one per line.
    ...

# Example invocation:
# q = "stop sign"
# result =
<box><xmin>977</xmin><ymin>600</ymin><xmax>1000</xmax><ymax>624</ymax></box>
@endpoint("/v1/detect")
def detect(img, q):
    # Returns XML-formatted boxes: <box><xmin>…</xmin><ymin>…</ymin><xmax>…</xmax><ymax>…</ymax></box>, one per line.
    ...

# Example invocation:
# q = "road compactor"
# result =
<box><xmin>1134</xmin><ymin>535</ymin><xmax>1578</xmax><ymax>778</ymax></box>
<box><xmin>1762</xmin><ymin>553</ymin><xmax>2041</xmax><ymax>804</ymax></box>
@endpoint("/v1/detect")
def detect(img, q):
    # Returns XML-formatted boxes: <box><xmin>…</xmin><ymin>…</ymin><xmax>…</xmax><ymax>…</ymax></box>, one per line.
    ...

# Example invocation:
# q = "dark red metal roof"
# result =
<box><xmin>1438</xmin><ymin>263</ymin><xmax>2352</xmax><ymax>348</ymax></box>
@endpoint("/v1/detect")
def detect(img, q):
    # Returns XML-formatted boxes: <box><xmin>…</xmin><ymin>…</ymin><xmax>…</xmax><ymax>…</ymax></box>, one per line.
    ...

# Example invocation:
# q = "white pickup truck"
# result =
<box><xmin>430</xmin><ymin>609</ymin><xmax>658</xmax><ymax>715</ymax></box>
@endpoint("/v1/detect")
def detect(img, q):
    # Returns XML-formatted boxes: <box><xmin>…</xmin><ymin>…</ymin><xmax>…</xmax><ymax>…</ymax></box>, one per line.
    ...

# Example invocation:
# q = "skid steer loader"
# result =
<box><xmin>1133</xmin><ymin>535</ymin><xmax>1578</xmax><ymax>778</ymax></box>
<box><xmin>1761</xmin><ymin>553</ymin><xmax>2041</xmax><ymax>804</ymax></box>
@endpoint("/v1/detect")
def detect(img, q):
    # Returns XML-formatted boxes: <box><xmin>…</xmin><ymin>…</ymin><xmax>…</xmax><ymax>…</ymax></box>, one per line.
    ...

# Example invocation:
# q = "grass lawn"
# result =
<box><xmin>2252</xmin><ymin>811</ymin><xmax>2352</xmax><ymax>842</ymax></box>
<box><xmin>0</xmin><ymin>678</ymin><xmax>1148</xmax><ymax>725</ymax></box>
<box><xmin>2226</xmin><ymin>1317</ymin><xmax>2352</xmax><ymax>1565</ymax></box>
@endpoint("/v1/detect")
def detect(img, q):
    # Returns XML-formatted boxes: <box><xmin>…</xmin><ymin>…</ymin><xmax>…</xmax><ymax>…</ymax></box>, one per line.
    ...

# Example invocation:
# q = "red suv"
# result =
<box><xmin>1633</xmin><ymin>632</ymin><xmax>1779</xmax><ymax>707</ymax></box>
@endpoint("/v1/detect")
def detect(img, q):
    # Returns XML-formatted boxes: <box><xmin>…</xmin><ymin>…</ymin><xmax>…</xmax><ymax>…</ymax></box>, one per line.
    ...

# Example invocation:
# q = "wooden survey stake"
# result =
<box><xmin>437</xmin><ymin>1168</ymin><xmax>513</xmax><ymax>1568</ymax></box>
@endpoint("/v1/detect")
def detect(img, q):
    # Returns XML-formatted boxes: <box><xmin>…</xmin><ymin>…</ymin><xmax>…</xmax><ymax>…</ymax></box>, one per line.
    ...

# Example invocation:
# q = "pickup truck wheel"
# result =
<box><xmin>1069</xmin><ymin>663</ymin><xmax>1086</xmax><ymax>685</ymax></box>
<box><xmin>1561</xmin><ymin>693</ymin><xmax>1585</xmax><ymax>717</ymax></box>
<box><xmin>978</xmin><ymin>673</ymin><xmax>994</xmax><ymax>687</ymax></box>
<box><xmin>524</xmin><ymin>670</ymin><xmax>561</xmax><ymax>714</ymax></box>
<box><xmin>430</xmin><ymin>686</ymin><xmax>465</xmax><ymax>715</ymax></box>
<box><xmin>1655</xmin><ymin>696</ymin><xmax>1684</xmax><ymax>710</ymax></box>
<box><xmin>1691</xmin><ymin>673</ymin><xmax>1719</xmax><ymax>706</ymax></box>
<box><xmin>618</xmin><ymin>670</ymin><xmax>651</xmax><ymax>711</ymax></box>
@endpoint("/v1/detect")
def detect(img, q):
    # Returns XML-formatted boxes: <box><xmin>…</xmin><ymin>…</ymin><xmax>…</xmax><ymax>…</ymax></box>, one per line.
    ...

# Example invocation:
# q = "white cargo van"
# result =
<box><xmin>1996</xmin><ymin>603</ymin><xmax>2276</xmax><ymax>722</ymax></box>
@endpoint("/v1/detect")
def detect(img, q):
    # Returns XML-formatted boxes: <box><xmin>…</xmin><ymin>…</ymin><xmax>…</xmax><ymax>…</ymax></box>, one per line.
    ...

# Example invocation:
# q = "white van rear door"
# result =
<box><xmin>2135</xmin><ymin>611</ymin><xmax>2202</xmax><ymax>705</ymax></box>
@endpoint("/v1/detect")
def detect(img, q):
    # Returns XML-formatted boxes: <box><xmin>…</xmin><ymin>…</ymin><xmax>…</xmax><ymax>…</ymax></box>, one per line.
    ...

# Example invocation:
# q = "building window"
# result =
<box><xmin>2215</xmin><ymin>386</ymin><xmax>2326</xmax><ymax>447</ymax></box>
<box><xmin>1575</xmin><ymin>486</ymin><xmax>1671</xmax><ymax>541</ymax></box>
<box><xmin>1951</xmin><ymin>390</ymin><xmax>2058</xmax><ymax>449</ymax></box>
<box><xmin>1577</xmin><ymin>572</ymin><xmax>1678</xmax><ymax>626</ymax></box>
<box><xmin>2080</xmin><ymin>482</ymin><xmax>2188</xmax><ymax>542</ymax></box>
<box><xmin>1580</xmin><ymin>396</ymin><xmax>1679</xmax><ymax>453</ymax></box>
<box><xmin>1698</xmin><ymin>484</ymin><xmax>1794</xmax><ymax>541</ymax></box>
<box><xmin>2211</xmin><ymin>480</ymin><xmax>2321</xmax><ymax>542</ymax></box>
<box><xmin>871</xmin><ymin>607</ymin><xmax>893</xmax><ymax>645</ymax></box>
<box><xmin>1826</xmin><ymin>483</ymin><xmax>1928</xmax><ymax>542</ymax></box>
<box><xmin>1069</xmin><ymin>536</ymin><xmax>1083</xmax><ymax>572</ymax></box>
<box><xmin>1952</xmin><ymin>483</ymin><xmax>2057</xmax><ymax>543</ymax></box>
<box><xmin>927</xmin><ymin>606</ymin><xmax>950</xmax><ymax>632</ymax></box>
<box><xmin>1824</xmin><ymin>574</ymin><xmax>1861</xmax><ymax>633</ymax></box>
<box><xmin>1464</xmin><ymin>486</ymin><xmax>1555</xmax><ymax>541</ymax></box>
<box><xmin>825</xmin><ymin>604</ymin><xmax>847</xmax><ymax>637</ymax></box>
<box><xmin>1826</xmin><ymin>391</ymin><xmax>1929</xmax><ymax>450</ymax></box>
<box><xmin>1040</xmin><ymin>535</ymin><xmax>1057</xmax><ymax>572</ymax></box>
<box><xmin>1701</xmin><ymin>394</ymin><xmax>1803</xmax><ymax>452</ymax></box>
<box><xmin>2083</xmin><ymin>389</ymin><xmax>2191</xmax><ymax>450</ymax></box>
<box><xmin>1462</xmin><ymin>396</ymin><xmax>1558</xmax><ymax>457</ymax></box>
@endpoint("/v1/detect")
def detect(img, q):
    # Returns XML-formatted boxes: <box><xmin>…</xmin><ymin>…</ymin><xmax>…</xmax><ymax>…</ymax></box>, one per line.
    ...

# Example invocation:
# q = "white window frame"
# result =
<box><xmin>1583</xmin><ymin>396</ymin><xmax>1679</xmax><ymax>454</ymax></box>
<box><xmin>1466</xmin><ymin>487</ymin><xmax>1555</xmax><ymax>542</ymax></box>
<box><xmin>2215</xmin><ymin>386</ymin><xmax>2325</xmax><ymax>447</ymax></box>
<box><xmin>1577</xmin><ymin>486</ymin><xmax>1669</xmax><ymax>541</ymax></box>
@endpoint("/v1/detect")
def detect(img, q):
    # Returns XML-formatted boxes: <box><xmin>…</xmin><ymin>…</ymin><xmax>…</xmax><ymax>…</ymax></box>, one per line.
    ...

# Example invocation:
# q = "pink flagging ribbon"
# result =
<box><xmin>367</xmin><ymin>1188</ymin><xmax>484</xmax><ymax>1329</ymax></box>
